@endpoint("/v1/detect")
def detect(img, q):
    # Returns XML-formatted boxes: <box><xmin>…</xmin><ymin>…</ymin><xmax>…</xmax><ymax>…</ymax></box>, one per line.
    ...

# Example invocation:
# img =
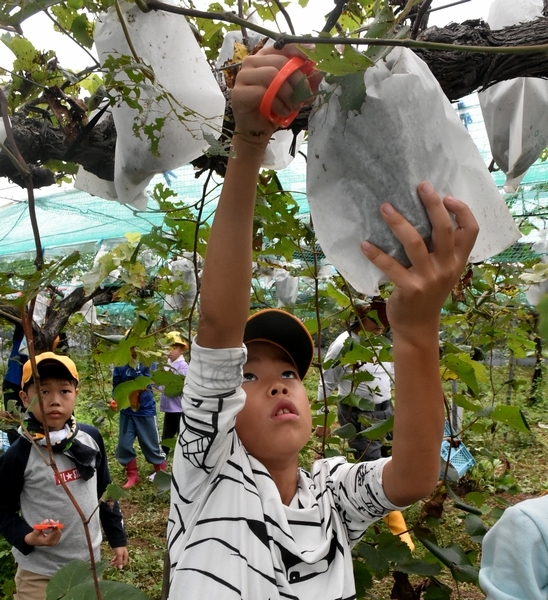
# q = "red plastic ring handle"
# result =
<box><xmin>259</xmin><ymin>56</ymin><xmax>315</xmax><ymax>128</ymax></box>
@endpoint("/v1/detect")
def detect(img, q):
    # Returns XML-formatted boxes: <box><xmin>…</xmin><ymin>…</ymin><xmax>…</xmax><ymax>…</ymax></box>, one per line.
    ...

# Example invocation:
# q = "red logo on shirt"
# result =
<box><xmin>55</xmin><ymin>468</ymin><xmax>81</xmax><ymax>485</ymax></box>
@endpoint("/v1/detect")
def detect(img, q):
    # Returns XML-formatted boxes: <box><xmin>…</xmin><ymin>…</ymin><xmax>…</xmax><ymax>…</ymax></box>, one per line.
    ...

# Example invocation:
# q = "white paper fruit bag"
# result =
<box><xmin>163</xmin><ymin>257</ymin><xmax>198</xmax><ymax>311</ymax></box>
<box><xmin>92</xmin><ymin>0</ymin><xmax>225</xmax><ymax>208</ymax></box>
<box><xmin>216</xmin><ymin>30</ymin><xmax>303</xmax><ymax>170</ymax></box>
<box><xmin>307</xmin><ymin>47</ymin><xmax>520</xmax><ymax>295</ymax></box>
<box><xmin>275</xmin><ymin>268</ymin><xmax>299</xmax><ymax>307</ymax></box>
<box><xmin>479</xmin><ymin>0</ymin><xmax>548</xmax><ymax>192</ymax></box>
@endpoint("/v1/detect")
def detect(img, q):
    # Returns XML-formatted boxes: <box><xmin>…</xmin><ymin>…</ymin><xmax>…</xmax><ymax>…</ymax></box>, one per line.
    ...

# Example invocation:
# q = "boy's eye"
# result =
<box><xmin>281</xmin><ymin>370</ymin><xmax>297</xmax><ymax>379</ymax></box>
<box><xmin>242</xmin><ymin>372</ymin><xmax>256</xmax><ymax>382</ymax></box>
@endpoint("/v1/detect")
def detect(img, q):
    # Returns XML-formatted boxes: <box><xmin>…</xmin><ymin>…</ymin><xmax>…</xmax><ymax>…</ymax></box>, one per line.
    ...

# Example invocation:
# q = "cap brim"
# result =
<box><xmin>243</xmin><ymin>309</ymin><xmax>314</xmax><ymax>380</ymax></box>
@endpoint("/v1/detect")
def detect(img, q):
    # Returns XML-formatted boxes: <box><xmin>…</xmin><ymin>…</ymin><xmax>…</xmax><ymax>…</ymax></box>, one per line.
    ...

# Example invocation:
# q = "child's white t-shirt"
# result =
<box><xmin>167</xmin><ymin>342</ymin><xmax>404</xmax><ymax>600</ymax></box>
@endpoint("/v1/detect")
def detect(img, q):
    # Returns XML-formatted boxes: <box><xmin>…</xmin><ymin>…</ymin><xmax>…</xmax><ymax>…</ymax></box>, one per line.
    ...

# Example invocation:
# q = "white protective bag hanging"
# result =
<box><xmin>92</xmin><ymin>0</ymin><xmax>225</xmax><ymax>208</ymax></box>
<box><xmin>274</xmin><ymin>267</ymin><xmax>299</xmax><ymax>307</ymax></box>
<box><xmin>64</xmin><ymin>278</ymin><xmax>102</xmax><ymax>325</ymax></box>
<box><xmin>261</xmin><ymin>129</ymin><xmax>304</xmax><ymax>170</ymax></box>
<box><xmin>75</xmin><ymin>161</ymin><xmax>118</xmax><ymax>203</ymax></box>
<box><xmin>216</xmin><ymin>30</ymin><xmax>304</xmax><ymax>170</ymax></box>
<box><xmin>307</xmin><ymin>47</ymin><xmax>520</xmax><ymax>296</ymax></box>
<box><xmin>479</xmin><ymin>0</ymin><xmax>548</xmax><ymax>192</ymax></box>
<box><xmin>74</xmin><ymin>107</ymin><xmax>118</xmax><ymax>201</ymax></box>
<box><xmin>163</xmin><ymin>257</ymin><xmax>198</xmax><ymax>311</ymax></box>
<box><xmin>19</xmin><ymin>293</ymin><xmax>51</xmax><ymax>356</ymax></box>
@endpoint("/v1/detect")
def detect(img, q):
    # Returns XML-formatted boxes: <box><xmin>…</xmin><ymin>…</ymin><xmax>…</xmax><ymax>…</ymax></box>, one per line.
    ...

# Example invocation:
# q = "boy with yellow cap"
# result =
<box><xmin>159</xmin><ymin>333</ymin><xmax>189</xmax><ymax>458</ymax></box>
<box><xmin>166</xmin><ymin>45</ymin><xmax>479</xmax><ymax>599</ymax></box>
<box><xmin>0</xmin><ymin>352</ymin><xmax>128</xmax><ymax>600</ymax></box>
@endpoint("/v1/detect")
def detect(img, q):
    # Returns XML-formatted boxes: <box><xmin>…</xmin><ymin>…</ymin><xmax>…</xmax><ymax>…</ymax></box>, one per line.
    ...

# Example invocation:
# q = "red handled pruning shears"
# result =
<box><xmin>259</xmin><ymin>56</ymin><xmax>316</xmax><ymax>128</ymax></box>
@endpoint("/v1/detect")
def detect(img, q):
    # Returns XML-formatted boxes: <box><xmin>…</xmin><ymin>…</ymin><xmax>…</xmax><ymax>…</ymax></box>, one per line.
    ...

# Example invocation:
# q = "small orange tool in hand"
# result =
<box><xmin>259</xmin><ymin>56</ymin><xmax>316</xmax><ymax>128</ymax></box>
<box><xmin>33</xmin><ymin>520</ymin><xmax>64</xmax><ymax>531</ymax></box>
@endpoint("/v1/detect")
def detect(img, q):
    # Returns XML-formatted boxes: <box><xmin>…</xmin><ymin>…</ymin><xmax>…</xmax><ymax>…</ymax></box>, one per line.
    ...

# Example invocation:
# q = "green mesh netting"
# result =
<box><xmin>2</xmin><ymin>96</ymin><xmax>548</xmax><ymax>263</ymax></box>
<box><xmin>0</xmin><ymin>190</ymin><xmax>166</xmax><ymax>258</ymax></box>
<box><xmin>95</xmin><ymin>302</ymin><xmax>140</xmax><ymax>327</ymax></box>
<box><xmin>292</xmin><ymin>244</ymin><xmax>325</xmax><ymax>263</ymax></box>
<box><xmin>488</xmin><ymin>242</ymin><xmax>540</xmax><ymax>264</ymax></box>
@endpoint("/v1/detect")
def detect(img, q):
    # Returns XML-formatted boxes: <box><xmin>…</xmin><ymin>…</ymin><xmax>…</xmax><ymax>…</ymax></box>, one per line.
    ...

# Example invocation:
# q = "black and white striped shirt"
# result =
<box><xmin>167</xmin><ymin>342</ymin><xmax>403</xmax><ymax>600</ymax></box>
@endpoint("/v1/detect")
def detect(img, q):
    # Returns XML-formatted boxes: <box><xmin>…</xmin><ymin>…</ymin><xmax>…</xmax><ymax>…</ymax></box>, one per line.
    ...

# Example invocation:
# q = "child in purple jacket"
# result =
<box><xmin>159</xmin><ymin>333</ymin><xmax>189</xmax><ymax>457</ymax></box>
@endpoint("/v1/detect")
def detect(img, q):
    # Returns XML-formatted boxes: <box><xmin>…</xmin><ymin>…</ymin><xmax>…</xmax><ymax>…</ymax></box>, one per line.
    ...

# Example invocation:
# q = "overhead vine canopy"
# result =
<box><xmin>1</xmin><ymin>0</ymin><xmax>548</xmax><ymax>190</ymax></box>
<box><xmin>1</xmin><ymin>0</ymin><xmax>548</xmax><ymax>352</ymax></box>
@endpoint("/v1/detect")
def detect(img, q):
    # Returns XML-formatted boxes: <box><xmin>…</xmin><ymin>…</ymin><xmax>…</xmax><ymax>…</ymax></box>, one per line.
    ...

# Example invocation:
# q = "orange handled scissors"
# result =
<box><xmin>259</xmin><ymin>56</ymin><xmax>316</xmax><ymax>128</ymax></box>
<box><xmin>33</xmin><ymin>521</ymin><xmax>64</xmax><ymax>531</ymax></box>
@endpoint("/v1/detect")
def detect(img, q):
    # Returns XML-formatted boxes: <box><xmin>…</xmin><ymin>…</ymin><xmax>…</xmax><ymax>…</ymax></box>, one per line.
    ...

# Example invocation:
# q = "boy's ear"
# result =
<box><xmin>19</xmin><ymin>389</ymin><xmax>30</xmax><ymax>409</ymax></box>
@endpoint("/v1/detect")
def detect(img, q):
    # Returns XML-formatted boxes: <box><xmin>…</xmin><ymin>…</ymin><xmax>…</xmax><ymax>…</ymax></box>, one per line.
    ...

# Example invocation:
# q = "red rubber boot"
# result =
<box><xmin>123</xmin><ymin>458</ymin><xmax>140</xmax><ymax>489</ymax></box>
<box><xmin>148</xmin><ymin>460</ymin><xmax>167</xmax><ymax>482</ymax></box>
<box><xmin>154</xmin><ymin>460</ymin><xmax>167</xmax><ymax>472</ymax></box>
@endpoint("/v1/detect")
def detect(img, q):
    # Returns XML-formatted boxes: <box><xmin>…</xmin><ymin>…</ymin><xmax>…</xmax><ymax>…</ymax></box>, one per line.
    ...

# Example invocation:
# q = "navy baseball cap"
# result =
<box><xmin>243</xmin><ymin>309</ymin><xmax>314</xmax><ymax>379</ymax></box>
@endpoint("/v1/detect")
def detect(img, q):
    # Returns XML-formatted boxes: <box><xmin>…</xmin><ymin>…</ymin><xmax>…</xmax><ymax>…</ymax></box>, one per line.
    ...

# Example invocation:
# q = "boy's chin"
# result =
<box><xmin>44</xmin><ymin>419</ymin><xmax>68</xmax><ymax>431</ymax></box>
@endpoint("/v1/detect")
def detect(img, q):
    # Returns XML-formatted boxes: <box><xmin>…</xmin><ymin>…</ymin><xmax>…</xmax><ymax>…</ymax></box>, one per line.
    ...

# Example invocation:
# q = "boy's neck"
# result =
<box><xmin>264</xmin><ymin>459</ymin><xmax>300</xmax><ymax>506</ymax></box>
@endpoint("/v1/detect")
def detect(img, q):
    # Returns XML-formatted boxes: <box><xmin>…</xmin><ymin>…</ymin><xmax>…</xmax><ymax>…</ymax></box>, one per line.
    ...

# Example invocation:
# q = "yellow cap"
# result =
<box><xmin>165</xmin><ymin>332</ymin><xmax>188</xmax><ymax>349</ymax></box>
<box><xmin>21</xmin><ymin>352</ymin><xmax>79</xmax><ymax>387</ymax></box>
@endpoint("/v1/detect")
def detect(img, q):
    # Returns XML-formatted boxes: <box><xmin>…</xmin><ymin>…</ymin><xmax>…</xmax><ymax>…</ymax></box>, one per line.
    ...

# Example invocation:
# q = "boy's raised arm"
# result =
<box><xmin>365</xmin><ymin>184</ymin><xmax>479</xmax><ymax>507</ymax></box>
<box><xmin>193</xmin><ymin>44</ymin><xmax>479</xmax><ymax>510</ymax></box>
<box><xmin>196</xmin><ymin>48</ymin><xmax>318</xmax><ymax>350</ymax></box>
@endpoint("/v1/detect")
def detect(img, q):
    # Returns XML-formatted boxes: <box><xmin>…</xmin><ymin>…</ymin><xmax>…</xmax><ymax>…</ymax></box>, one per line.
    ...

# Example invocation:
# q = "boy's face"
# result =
<box><xmin>237</xmin><ymin>342</ymin><xmax>312</xmax><ymax>469</ymax></box>
<box><xmin>20</xmin><ymin>378</ymin><xmax>78</xmax><ymax>431</ymax></box>
<box><xmin>168</xmin><ymin>344</ymin><xmax>184</xmax><ymax>361</ymax></box>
